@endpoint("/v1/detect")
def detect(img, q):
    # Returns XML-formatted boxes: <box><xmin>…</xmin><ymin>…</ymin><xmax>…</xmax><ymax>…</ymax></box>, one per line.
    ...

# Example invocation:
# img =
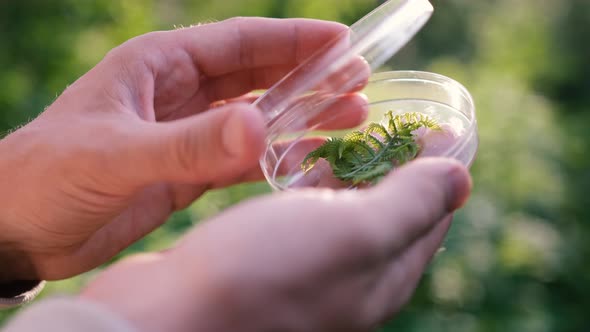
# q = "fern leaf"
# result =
<box><xmin>365</xmin><ymin>122</ymin><xmax>391</xmax><ymax>141</ymax></box>
<box><xmin>301</xmin><ymin>138</ymin><xmax>343</xmax><ymax>172</ymax></box>
<box><xmin>343</xmin><ymin>130</ymin><xmax>365</xmax><ymax>142</ymax></box>
<box><xmin>364</xmin><ymin>133</ymin><xmax>385</xmax><ymax>151</ymax></box>
<box><xmin>301</xmin><ymin>111</ymin><xmax>440</xmax><ymax>186</ymax></box>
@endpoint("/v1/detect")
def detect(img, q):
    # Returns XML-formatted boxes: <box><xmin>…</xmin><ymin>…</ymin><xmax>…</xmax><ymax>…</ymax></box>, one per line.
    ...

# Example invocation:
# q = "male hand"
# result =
<box><xmin>0</xmin><ymin>18</ymin><xmax>367</xmax><ymax>281</ymax></box>
<box><xmin>82</xmin><ymin>158</ymin><xmax>472</xmax><ymax>332</ymax></box>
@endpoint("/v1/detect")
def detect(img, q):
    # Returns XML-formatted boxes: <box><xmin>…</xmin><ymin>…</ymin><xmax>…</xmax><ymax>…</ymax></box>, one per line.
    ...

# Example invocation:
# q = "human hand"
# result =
<box><xmin>0</xmin><ymin>18</ymin><xmax>368</xmax><ymax>281</ymax></box>
<box><xmin>81</xmin><ymin>158</ymin><xmax>472</xmax><ymax>332</ymax></box>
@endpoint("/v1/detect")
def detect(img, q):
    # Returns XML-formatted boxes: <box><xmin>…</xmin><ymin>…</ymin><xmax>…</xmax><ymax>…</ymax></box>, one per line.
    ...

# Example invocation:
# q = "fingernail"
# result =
<box><xmin>445</xmin><ymin>163</ymin><xmax>471</xmax><ymax>211</ymax></box>
<box><xmin>222</xmin><ymin>108</ymin><xmax>247</xmax><ymax>159</ymax></box>
<box><xmin>221</xmin><ymin>105</ymin><xmax>265</xmax><ymax>160</ymax></box>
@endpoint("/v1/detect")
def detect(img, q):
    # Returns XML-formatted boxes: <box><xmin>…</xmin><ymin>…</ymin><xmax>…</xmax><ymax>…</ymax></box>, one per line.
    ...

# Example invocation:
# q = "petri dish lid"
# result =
<box><xmin>254</xmin><ymin>0</ymin><xmax>434</xmax><ymax>127</ymax></box>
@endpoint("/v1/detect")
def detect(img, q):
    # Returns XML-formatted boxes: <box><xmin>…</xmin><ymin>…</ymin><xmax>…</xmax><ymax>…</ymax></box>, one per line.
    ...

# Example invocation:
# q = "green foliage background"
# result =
<box><xmin>1</xmin><ymin>0</ymin><xmax>589</xmax><ymax>330</ymax></box>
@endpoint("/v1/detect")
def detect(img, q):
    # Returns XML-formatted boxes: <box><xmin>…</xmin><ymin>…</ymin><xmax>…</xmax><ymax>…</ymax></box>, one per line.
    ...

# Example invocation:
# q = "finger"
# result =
<box><xmin>122</xmin><ymin>103</ymin><xmax>267</xmax><ymax>187</ymax></box>
<box><xmin>164</xmin><ymin>93</ymin><xmax>264</xmax><ymax>122</ymax></box>
<box><xmin>213</xmin><ymin>93</ymin><xmax>369</xmax><ymax>131</ymax></box>
<box><xmin>177</xmin><ymin>18</ymin><xmax>348</xmax><ymax>77</ymax></box>
<box><xmin>173</xmin><ymin>81</ymin><xmax>369</xmax><ymax>126</ymax></box>
<box><xmin>314</xmin><ymin>56</ymin><xmax>371</xmax><ymax>94</ymax></box>
<box><xmin>209</xmin><ymin>136</ymin><xmax>353</xmax><ymax>188</ymax></box>
<box><xmin>103</xmin><ymin>18</ymin><xmax>349</xmax><ymax>121</ymax></box>
<box><xmin>288</xmin><ymin>158</ymin><xmax>352</xmax><ymax>189</ymax></box>
<box><xmin>203</xmin><ymin>93</ymin><xmax>368</xmax><ymax>187</ymax></box>
<box><xmin>220</xmin><ymin>136</ymin><xmax>327</xmax><ymax>186</ymax></box>
<box><xmin>198</xmin><ymin>136</ymin><xmax>327</xmax><ymax>188</ymax></box>
<box><xmin>210</xmin><ymin>94</ymin><xmax>261</xmax><ymax>108</ymax></box>
<box><xmin>169</xmin><ymin>161</ymin><xmax>466</xmax><ymax>288</ymax></box>
<box><xmin>203</xmin><ymin>65</ymin><xmax>297</xmax><ymax>103</ymax></box>
<box><xmin>363</xmin><ymin>216</ymin><xmax>453</xmax><ymax>323</ymax></box>
<box><xmin>258</xmin><ymin>137</ymin><xmax>352</xmax><ymax>189</ymax></box>
<box><xmin>361</xmin><ymin>158</ymin><xmax>471</xmax><ymax>257</ymax></box>
<box><xmin>214</xmin><ymin>92</ymin><xmax>369</xmax><ymax>186</ymax></box>
<box><xmin>202</xmin><ymin>56</ymin><xmax>370</xmax><ymax>104</ymax></box>
<box><xmin>302</xmin><ymin>93</ymin><xmax>369</xmax><ymax>130</ymax></box>
<box><xmin>254</xmin><ymin>55</ymin><xmax>370</xmax><ymax>129</ymax></box>
<box><xmin>268</xmin><ymin>92</ymin><xmax>368</xmax><ymax>131</ymax></box>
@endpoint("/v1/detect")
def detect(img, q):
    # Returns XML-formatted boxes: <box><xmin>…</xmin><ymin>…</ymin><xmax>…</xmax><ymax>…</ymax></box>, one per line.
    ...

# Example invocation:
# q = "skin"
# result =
<box><xmin>81</xmin><ymin>158</ymin><xmax>471</xmax><ymax>332</ymax></box>
<box><xmin>0</xmin><ymin>18</ymin><xmax>365</xmax><ymax>281</ymax></box>
<box><xmin>0</xmin><ymin>17</ymin><xmax>472</xmax><ymax>331</ymax></box>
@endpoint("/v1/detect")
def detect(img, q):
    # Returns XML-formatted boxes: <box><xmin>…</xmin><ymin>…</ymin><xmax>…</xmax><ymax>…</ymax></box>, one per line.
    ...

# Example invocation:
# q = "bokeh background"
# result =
<box><xmin>1</xmin><ymin>0</ymin><xmax>589</xmax><ymax>331</ymax></box>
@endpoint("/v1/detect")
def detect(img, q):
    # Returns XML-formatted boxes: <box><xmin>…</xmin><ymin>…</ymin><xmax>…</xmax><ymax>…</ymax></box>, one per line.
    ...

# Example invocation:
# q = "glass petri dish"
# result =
<box><xmin>255</xmin><ymin>0</ymin><xmax>478</xmax><ymax>191</ymax></box>
<box><xmin>260</xmin><ymin>71</ymin><xmax>478</xmax><ymax>190</ymax></box>
<box><xmin>362</xmin><ymin>71</ymin><xmax>477</xmax><ymax>167</ymax></box>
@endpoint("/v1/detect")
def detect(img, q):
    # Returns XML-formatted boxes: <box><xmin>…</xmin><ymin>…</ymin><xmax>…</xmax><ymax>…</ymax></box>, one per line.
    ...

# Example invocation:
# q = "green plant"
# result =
<box><xmin>301</xmin><ymin>111</ymin><xmax>440</xmax><ymax>185</ymax></box>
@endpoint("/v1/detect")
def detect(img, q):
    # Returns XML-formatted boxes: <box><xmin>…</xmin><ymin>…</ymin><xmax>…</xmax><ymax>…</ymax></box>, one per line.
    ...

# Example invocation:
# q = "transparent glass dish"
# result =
<box><xmin>255</xmin><ymin>0</ymin><xmax>478</xmax><ymax>191</ymax></box>
<box><xmin>260</xmin><ymin>71</ymin><xmax>477</xmax><ymax>190</ymax></box>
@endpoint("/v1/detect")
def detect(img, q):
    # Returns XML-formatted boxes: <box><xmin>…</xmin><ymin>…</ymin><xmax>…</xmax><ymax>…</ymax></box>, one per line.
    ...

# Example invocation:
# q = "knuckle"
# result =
<box><xmin>170</xmin><ymin>129</ymin><xmax>196</xmax><ymax>176</ymax></box>
<box><xmin>223</xmin><ymin>16</ymin><xmax>248</xmax><ymax>26</ymax></box>
<box><xmin>223</xmin><ymin>16</ymin><xmax>252</xmax><ymax>68</ymax></box>
<box><xmin>104</xmin><ymin>31</ymin><xmax>166</xmax><ymax>67</ymax></box>
<box><xmin>408</xmin><ymin>177</ymin><xmax>448</xmax><ymax>221</ymax></box>
<box><xmin>123</xmin><ymin>31</ymin><xmax>166</xmax><ymax>52</ymax></box>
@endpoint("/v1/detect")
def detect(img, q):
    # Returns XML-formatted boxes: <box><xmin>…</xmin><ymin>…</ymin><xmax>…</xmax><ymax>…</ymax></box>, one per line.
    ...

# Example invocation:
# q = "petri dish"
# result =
<box><xmin>255</xmin><ymin>0</ymin><xmax>478</xmax><ymax>191</ymax></box>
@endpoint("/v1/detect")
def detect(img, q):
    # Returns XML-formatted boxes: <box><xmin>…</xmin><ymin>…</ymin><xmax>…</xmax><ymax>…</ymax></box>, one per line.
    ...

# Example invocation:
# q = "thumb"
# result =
<box><xmin>124</xmin><ymin>103</ymin><xmax>266</xmax><ymax>187</ymax></box>
<box><xmin>364</xmin><ymin>158</ymin><xmax>472</xmax><ymax>253</ymax></box>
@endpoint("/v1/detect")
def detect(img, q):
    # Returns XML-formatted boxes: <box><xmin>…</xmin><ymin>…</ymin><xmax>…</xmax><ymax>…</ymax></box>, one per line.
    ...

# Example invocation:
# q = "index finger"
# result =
<box><xmin>178</xmin><ymin>17</ymin><xmax>348</xmax><ymax>77</ymax></box>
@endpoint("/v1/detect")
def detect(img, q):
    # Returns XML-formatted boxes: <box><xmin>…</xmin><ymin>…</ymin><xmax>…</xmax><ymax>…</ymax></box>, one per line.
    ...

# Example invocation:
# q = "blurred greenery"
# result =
<box><xmin>1</xmin><ymin>0</ymin><xmax>589</xmax><ymax>331</ymax></box>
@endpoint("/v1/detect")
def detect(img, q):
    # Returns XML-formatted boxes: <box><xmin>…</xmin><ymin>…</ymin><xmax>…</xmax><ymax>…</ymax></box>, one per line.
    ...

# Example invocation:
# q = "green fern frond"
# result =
<box><xmin>343</xmin><ymin>130</ymin><xmax>365</xmax><ymax>142</ymax></box>
<box><xmin>364</xmin><ymin>133</ymin><xmax>385</xmax><ymax>151</ymax></box>
<box><xmin>301</xmin><ymin>138</ymin><xmax>342</xmax><ymax>172</ymax></box>
<box><xmin>389</xmin><ymin>111</ymin><xmax>440</xmax><ymax>134</ymax></box>
<box><xmin>301</xmin><ymin>111</ymin><xmax>440</xmax><ymax>186</ymax></box>
<box><xmin>365</xmin><ymin>122</ymin><xmax>392</xmax><ymax>141</ymax></box>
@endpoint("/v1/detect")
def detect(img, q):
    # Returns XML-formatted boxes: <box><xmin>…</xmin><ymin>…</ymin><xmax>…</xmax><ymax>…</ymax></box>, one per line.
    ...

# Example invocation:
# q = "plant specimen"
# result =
<box><xmin>301</xmin><ymin>111</ymin><xmax>441</xmax><ymax>185</ymax></box>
